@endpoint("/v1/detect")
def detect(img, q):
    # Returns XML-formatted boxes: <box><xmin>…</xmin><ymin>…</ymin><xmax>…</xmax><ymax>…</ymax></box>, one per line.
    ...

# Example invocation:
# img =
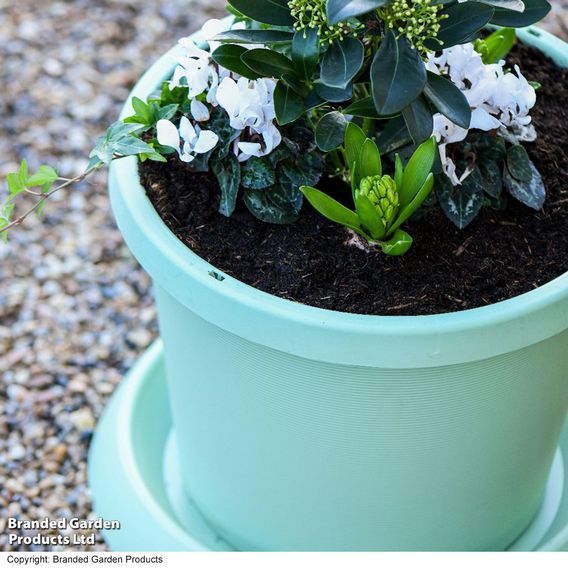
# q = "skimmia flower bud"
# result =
<box><xmin>356</xmin><ymin>175</ymin><xmax>399</xmax><ymax>231</ymax></box>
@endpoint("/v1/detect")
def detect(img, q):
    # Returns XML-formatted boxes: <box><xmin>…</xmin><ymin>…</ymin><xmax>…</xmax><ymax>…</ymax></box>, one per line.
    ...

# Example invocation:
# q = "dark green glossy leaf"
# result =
<box><xmin>241</xmin><ymin>157</ymin><xmax>276</xmax><ymax>190</ymax></box>
<box><xmin>292</xmin><ymin>29</ymin><xmax>320</xmax><ymax>80</ymax></box>
<box><xmin>320</xmin><ymin>37</ymin><xmax>365</xmax><ymax>89</ymax></box>
<box><xmin>503</xmin><ymin>161</ymin><xmax>545</xmax><ymax>210</ymax></box>
<box><xmin>424</xmin><ymin>72</ymin><xmax>471</xmax><ymax>130</ymax></box>
<box><xmin>212</xmin><ymin>45</ymin><xmax>261</xmax><ymax>80</ymax></box>
<box><xmin>315</xmin><ymin>111</ymin><xmax>347</xmax><ymax>151</ymax></box>
<box><xmin>244</xmin><ymin>188</ymin><xmax>300</xmax><ymax>223</ymax></box>
<box><xmin>491</xmin><ymin>0</ymin><xmax>551</xmax><ymax>26</ymax></box>
<box><xmin>314</xmin><ymin>82</ymin><xmax>353</xmax><ymax>102</ymax></box>
<box><xmin>212</xmin><ymin>154</ymin><xmax>241</xmax><ymax>217</ymax></box>
<box><xmin>371</xmin><ymin>31</ymin><xmax>426</xmax><ymax>116</ymax></box>
<box><xmin>402</xmin><ymin>96</ymin><xmax>434</xmax><ymax>146</ymax></box>
<box><xmin>432</xmin><ymin>2</ymin><xmax>494</xmax><ymax>49</ymax></box>
<box><xmin>274</xmin><ymin>81</ymin><xmax>305</xmax><ymax>125</ymax></box>
<box><xmin>214</xmin><ymin>29</ymin><xmax>294</xmax><ymax>44</ymax></box>
<box><xmin>228</xmin><ymin>0</ymin><xmax>295</xmax><ymax>25</ymax></box>
<box><xmin>507</xmin><ymin>144</ymin><xmax>532</xmax><ymax>182</ymax></box>
<box><xmin>376</xmin><ymin>116</ymin><xmax>412</xmax><ymax>155</ymax></box>
<box><xmin>241</xmin><ymin>48</ymin><xmax>295</xmax><ymax>78</ymax></box>
<box><xmin>327</xmin><ymin>0</ymin><xmax>390</xmax><ymax>23</ymax></box>
<box><xmin>343</xmin><ymin>97</ymin><xmax>380</xmax><ymax>118</ymax></box>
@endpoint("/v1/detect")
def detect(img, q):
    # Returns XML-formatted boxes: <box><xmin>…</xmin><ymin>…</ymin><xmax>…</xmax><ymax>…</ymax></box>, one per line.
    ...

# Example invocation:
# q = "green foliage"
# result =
<box><xmin>241</xmin><ymin>49</ymin><xmax>296</xmax><ymax>78</ymax></box>
<box><xmin>315</xmin><ymin>111</ymin><xmax>347</xmax><ymax>151</ymax></box>
<box><xmin>326</xmin><ymin>0</ymin><xmax>390</xmax><ymax>24</ymax></box>
<box><xmin>124</xmin><ymin>97</ymin><xmax>178</xmax><ymax>132</ymax></box>
<box><xmin>228</xmin><ymin>0</ymin><xmax>295</xmax><ymax>25</ymax></box>
<box><xmin>301</xmin><ymin>129</ymin><xmax>436</xmax><ymax>255</ymax></box>
<box><xmin>320</xmin><ymin>37</ymin><xmax>364</xmax><ymax>89</ymax></box>
<box><xmin>491</xmin><ymin>0</ymin><xmax>551</xmax><ymax>27</ymax></box>
<box><xmin>473</xmin><ymin>27</ymin><xmax>516</xmax><ymax>64</ymax></box>
<box><xmin>212</xmin><ymin>45</ymin><xmax>263</xmax><ymax>79</ymax></box>
<box><xmin>423</xmin><ymin>72</ymin><xmax>471</xmax><ymax>130</ymax></box>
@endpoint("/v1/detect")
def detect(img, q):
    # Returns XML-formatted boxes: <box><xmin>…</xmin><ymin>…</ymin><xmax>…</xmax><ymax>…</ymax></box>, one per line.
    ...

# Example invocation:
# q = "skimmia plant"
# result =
<box><xmin>1</xmin><ymin>0</ymin><xmax>552</xmax><ymax>255</ymax></box>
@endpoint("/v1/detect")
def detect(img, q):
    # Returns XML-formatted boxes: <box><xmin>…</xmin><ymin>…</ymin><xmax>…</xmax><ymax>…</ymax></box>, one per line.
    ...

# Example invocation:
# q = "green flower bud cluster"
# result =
<box><xmin>288</xmin><ymin>0</ymin><xmax>360</xmax><ymax>44</ymax></box>
<box><xmin>357</xmin><ymin>174</ymin><xmax>399</xmax><ymax>232</ymax></box>
<box><xmin>378</xmin><ymin>0</ymin><xmax>447</xmax><ymax>55</ymax></box>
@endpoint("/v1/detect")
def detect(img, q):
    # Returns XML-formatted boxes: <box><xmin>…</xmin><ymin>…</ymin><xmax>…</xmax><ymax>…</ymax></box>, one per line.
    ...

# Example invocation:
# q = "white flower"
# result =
<box><xmin>216</xmin><ymin>76</ymin><xmax>282</xmax><ymax>162</ymax></box>
<box><xmin>156</xmin><ymin>117</ymin><xmax>218</xmax><ymax>163</ymax></box>
<box><xmin>427</xmin><ymin>43</ymin><xmax>537</xmax><ymax>185</ymax></box>
<box><xmin>201</xmin><ymin>18</ymin><xmax>247</xmax><ymax>53</ymax></box>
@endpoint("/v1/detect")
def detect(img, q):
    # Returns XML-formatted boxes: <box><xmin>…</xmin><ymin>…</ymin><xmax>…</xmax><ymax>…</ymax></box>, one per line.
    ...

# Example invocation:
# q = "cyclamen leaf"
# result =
<box><xmin>371</xmin><ymin>32</ymin><xmax>426</xmax><ymax>116</ymax></box>
<box><xmin>503</xmin><ymin>161</ymin><xmax>545</xmax><ymax>210</ymax></box>
<box><xmin>423</xmin><ymin>72</ymin><xmax>471</xmax><ymax>130</ymax></box>
<box><xmin>506</xmin><ymin>144</ymin><xmax>532</xmax><ymax>182</ymax></box>
<box><xmin>228</xmin><ymin>0</ymin><xmax>295</xmax><ymax>25</ymax></box>
<box><xmin>241</xmin><ymin>157</ymin><xmax>276</xmax><ymax>190</ymax></box>
<box><xmin>327</xmin><ymin>0</ymin><xmax>390</xmax><ymax>23</ymax></box>
<box><xmin>315</xmin><ymin>112</ymin><xmax>347</xmax><ymax>152</ymax></box>
<box><xmin>436</xmin><ymin>173</ymin><xmax>484</xmax><ymax>229</ymax></box>
<box><xmin>320</xmin><ymin>38</ymin><xmax>364</xmax><ymax>89</ymax></box>
<box><xmin>479</xmin><ymin>160</ymin><xmax>503</xmax><ymax>198</ymax></box>
<box><xmin>212</xmin><ymin>154</ymin><xmax>241</xmax><ymax>217</ymax></box>
<box><xmin>244</xmin><ymin>187</ymin><xmax>300</xmax><ymax>224</ymax></box>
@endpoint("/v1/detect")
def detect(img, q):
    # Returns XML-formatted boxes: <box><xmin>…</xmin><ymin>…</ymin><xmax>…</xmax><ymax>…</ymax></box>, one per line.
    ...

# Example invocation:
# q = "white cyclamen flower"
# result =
<box><xmin>216</xmin><ymin>76</ymin><xmax>282</xmax><ymax>162</ymax></box>
<box><xmin>427</xmin><ymin>43</ymin><xmax>537</xmax><ymax>185</ymax></box>
<box><xmin>156</xmin><ymin>117</ymin><xmax>218</xmax><ymax>163</ymax></box>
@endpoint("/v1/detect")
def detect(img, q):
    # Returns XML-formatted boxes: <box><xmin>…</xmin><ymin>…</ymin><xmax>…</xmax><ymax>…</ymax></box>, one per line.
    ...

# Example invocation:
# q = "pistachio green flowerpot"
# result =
<box><xmin>108</xmin><ymin>26</ymin><xmax>568</xmax><ymax>551</ymax></box>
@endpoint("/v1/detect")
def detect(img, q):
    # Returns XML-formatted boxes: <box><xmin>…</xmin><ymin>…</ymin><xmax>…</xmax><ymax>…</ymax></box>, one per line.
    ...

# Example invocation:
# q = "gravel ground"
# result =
<box><xmin>0</xmin><ymin>0</ymin><xmax>567</xmax><ymax>552</ymax></box>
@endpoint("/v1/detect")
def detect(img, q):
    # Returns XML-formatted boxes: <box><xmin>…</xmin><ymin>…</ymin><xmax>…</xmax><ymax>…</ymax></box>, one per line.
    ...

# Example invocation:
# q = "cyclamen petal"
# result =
<box><xmin>191</xmin><ymin>99</ymin><xmax>210</xmax><ymax>122</ymax></box>
<box><xmin>179</xmin><ymin>116</ymin><xmax>197</xmax><ymax>146</ymax></box>
<box><xmin>156</xmin><ymin>119</ymin><xmax>181</xmax><ymax>152</ymax></box>
<box><xmin>193</xmin><ymin>130</ymin><xmax>219</xmax><ymax>154</ymax></box>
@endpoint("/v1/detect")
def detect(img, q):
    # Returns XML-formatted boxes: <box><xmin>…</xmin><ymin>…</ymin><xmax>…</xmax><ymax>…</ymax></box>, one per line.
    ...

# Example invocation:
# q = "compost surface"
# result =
<box><xmin>142</xmin><ymin>44</ymin><xmax>568</xmax><ymax>316</ymax></box>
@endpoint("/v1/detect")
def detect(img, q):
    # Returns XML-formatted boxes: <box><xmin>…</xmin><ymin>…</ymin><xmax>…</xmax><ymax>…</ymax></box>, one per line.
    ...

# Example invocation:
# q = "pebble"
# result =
<box><xmin>0</xmin><ymin>0</ymin><xmax>225</xmax><ymax>552</ymax></box>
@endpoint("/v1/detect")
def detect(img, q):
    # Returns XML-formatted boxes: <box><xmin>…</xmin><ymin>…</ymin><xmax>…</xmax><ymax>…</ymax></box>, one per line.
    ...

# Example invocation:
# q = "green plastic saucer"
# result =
<box><xmin>89</xmin><ymin>340</ymin><xmax>568</xmax><ymax>551</ymax></box>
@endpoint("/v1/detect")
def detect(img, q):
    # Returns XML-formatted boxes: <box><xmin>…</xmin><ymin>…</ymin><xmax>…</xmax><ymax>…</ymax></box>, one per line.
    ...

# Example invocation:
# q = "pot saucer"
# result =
<box><xmin>88</xmin><ymin>340</ymin><xmax>568</xmax><ymax>551</ymax></box>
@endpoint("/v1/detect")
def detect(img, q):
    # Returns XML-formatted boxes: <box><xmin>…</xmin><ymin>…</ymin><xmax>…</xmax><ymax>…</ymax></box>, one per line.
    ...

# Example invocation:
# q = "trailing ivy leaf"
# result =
<box><xmin>343</xmin><ymin>97</ymin><xmax>380</xmax><ymax>118</ymax></box>
<box><xmin>241</xmin><ymin>48</ymin><xmax>295</xmax><ymax>78</ymax></box>
<box><xmin>320</xmin><ymin>37</ymin><xmax>364</xmax><ymax>89</ymax></box>
<box><xmin>380</xmin><ymin>229</ymin><xmax>413</xmax><ymax>256</ymax></box>
<box><xmin>436</xmin><ymin>173</ymin><xmax>484</xmax><ymax>228</ymax></box>
<box><xmin>244</xmin><ymin>188</ymin><xmax>300</xmax><ymax>224</ymax></box>
<box><xmin>274</xmin><ymin>81</ymin><xmax>304</xmax><ymax>125</ymax></box>
<box><xmin>506</xmin><ymin>144</ymin><xmax>532</xmax><ymax>182</ymax></box>
<box><xmin>430</xmin><ymin>2</ymin><xmax>494</xmax><ymax>49</ymax></box>
<box><xmin>241</xmin><ymin>157</ymin><xmax>276</xmax><ymax>190</ymax></box>
<box><xmin>292</xmin><ymin>29</ymin><xmax>320</xmax><ymax>80</ymax></box>
<box><xmin>491</xmin><ymin>0</ymin><xmax>551</xmax><ymax>26</ymax></box>
<box><xmin>371</xmin><ymin>31</ymin><xmax>426</xmax><ymax>116</ymax></box>
<box><xmin>402</xmin><ymin>96</ymin><xmax>434</xmax><ymax>145</ymax></box>
<box><xmin>479</xmin><ymin>160</ymin><xmax>502</xmax><ymax>198</ymax></box>
<box><xmin>503</xmin><ymin>161</ymin><xmax>545</xmax><ymax>210</ymax></box>
<box><xmin>0</xmin><ymin>203</ymin><xmax>14</xmax><ymax>243</ymax></box>
<box><xmin>376</xmin><ymin>116</ymin><xmax>412</xmax><ymax>155</ymax></box>
<box><xmin>212</xmin><ymin>154</ymin><xmax>241</xmax><ymax>217</ymax></box>
<box><xmin>214</xmin><ymin>29</ymin><xmax>294</xmax><ymax>44</ymax></box>
<box><xmin>423</xmin><ymin>72</ymin><xmax>471</xmax><ymax>129</ymax></box>
<box><xmin>212</xmin><ymin>45</ymin><xmax>262</xmax><ymax>80</ymax></box>
<box><xmin>228</xmin><ymin>0</ymin><xmax>295</xmax><ymax>25</ymax></box>
<box><xmin>314</xmin><ymin>82</ymin><xmax>353</xmax><ymax>103</ymax></box>
<box><xmin>315</xmin><ymin>111</ymin><xmax>347</xmax><ymax>151</ymax></box>
<box><xmin>327</xmin><ymin>0</ymin><xmax>390</xmax><ymax>23</ymax></box>
<box><xmin>89</xmin><ymin>121</ymin><xmax>152</xmax><ymax>164</ymax></box>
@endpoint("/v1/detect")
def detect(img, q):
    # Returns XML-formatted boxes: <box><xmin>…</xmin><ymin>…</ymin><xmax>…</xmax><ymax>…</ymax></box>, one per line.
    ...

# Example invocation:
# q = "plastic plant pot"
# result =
<box><xmin>107</xmin><ymin>26</ymin><xmax>568</xmax><ymax>551</ymax></box>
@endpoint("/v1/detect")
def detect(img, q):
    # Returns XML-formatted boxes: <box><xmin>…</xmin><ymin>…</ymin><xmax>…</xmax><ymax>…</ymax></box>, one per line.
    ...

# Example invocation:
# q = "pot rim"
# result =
<box><xmin>110</xmin><ymin>25</ymin><xmax>568</xmax><ymax>368</ymax></box>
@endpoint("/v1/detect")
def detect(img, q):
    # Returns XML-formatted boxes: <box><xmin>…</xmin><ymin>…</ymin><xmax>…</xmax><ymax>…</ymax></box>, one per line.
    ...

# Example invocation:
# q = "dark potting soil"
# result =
<box><xmin>140</xmin><ymin>43</ymin><xmax>568</xmax><ymax>316</ymax></box>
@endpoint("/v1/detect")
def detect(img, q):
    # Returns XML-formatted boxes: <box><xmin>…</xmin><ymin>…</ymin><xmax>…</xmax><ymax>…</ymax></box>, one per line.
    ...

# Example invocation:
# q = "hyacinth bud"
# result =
<box><xmin>357</xmin><ymin>174</ymin><xmax>399</xmax><ymax>229</ymax></box>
